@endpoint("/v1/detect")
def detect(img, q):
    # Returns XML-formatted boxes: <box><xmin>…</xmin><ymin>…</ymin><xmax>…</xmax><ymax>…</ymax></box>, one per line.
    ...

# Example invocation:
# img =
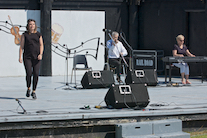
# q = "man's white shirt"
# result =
<box><xmin>107</xmin><ymin>39</ymin><xmax>128</xmax><ymax>58</ymax></box>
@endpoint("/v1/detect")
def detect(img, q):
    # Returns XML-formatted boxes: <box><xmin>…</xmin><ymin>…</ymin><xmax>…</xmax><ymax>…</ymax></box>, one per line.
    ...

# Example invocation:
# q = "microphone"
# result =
<box><xmin>102</xmin><ymin>28</ymin><xmax>112</xmax><ymax>33</ymax></box>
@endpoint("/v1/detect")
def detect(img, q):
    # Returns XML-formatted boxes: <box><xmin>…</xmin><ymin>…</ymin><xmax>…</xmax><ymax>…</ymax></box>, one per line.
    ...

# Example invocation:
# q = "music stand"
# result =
<box><xmin>54</xmin><ymin>44</ymin><xmax>76</xmax><ymax>90</ymax></box>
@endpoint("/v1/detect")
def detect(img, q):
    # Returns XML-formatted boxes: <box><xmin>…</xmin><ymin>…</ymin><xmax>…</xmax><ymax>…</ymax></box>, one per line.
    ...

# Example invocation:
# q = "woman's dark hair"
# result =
<box><xmin>26</xmin><ymin>19</ymin><xmax>37</xmax><ymax>32</ymax></box>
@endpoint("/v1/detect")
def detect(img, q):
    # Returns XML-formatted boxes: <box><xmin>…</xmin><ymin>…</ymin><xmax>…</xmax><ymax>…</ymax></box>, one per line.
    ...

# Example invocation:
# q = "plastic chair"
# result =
<box><xmin>70</xmin><ymin>55</ymin><xmax>92</xmax><ymax>86</ymax></box>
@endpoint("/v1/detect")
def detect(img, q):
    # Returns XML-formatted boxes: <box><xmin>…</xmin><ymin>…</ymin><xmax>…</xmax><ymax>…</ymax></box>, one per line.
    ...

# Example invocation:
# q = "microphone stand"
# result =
<box><xmin>16</xmin><ymin>99</ymin><xmax>27</xmax><ymax>114</ymax></box>
<box><xmin>101</xmin><ymin>43</ymin><xmax>110</xmax><ymax>70</ymax></box>
<box><xmin>120</xmin><ymin>32</ymin><xmax>134</xmax><ymax>70</ymax></box>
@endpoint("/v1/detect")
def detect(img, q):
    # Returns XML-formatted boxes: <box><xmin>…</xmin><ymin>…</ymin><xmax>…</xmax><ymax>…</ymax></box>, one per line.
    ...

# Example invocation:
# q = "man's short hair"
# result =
<box><xmin>112</xmin><ymin>31</ymin><xmax>119</xmax><ymax>37</ymax></box>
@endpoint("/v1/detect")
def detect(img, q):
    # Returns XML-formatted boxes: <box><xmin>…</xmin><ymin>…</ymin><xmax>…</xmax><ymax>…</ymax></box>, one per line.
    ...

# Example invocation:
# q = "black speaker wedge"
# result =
<box><xmin>104</xmin><ymin>84</ymin><xmax>150</xmax><ymax>109</ymax></box>
<box><xmin>81</xmin><ymin>70</ymin><xmax>115</xmax><ymax>89</ymax></box>
<box><xmin>125</xmin><ymin>69</ymin><xmax>158</xmax><ymax>86</ymax></box>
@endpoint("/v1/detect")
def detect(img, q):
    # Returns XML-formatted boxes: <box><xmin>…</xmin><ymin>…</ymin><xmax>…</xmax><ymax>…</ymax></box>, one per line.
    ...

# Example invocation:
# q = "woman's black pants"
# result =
<box><xmin>23</xmin><ymin>57</ymin><xmax>41</xmax><ymax>91</ymax></box>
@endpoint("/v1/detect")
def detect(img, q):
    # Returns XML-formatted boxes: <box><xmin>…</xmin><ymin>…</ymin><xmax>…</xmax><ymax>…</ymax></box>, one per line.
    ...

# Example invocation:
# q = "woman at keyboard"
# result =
<box><xmin>172</xmin><ymin>35</ymin><xmax>195</xmax><ymax>84</ymax></box>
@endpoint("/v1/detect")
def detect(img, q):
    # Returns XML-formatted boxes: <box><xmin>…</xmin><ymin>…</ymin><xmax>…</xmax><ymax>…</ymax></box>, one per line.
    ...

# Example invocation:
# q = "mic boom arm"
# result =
<box><xmin>120</xmin><ymin>32</ymin><xmax>133</xmax><ymax>69</ymax></box>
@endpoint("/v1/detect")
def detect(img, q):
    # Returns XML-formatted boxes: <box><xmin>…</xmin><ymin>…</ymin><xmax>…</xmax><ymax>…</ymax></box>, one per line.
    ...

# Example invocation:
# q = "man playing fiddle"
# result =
<box><xmin>107</xmin><ymin>31</ymin><xmax>128</xmax><ymax>83</ymax></box>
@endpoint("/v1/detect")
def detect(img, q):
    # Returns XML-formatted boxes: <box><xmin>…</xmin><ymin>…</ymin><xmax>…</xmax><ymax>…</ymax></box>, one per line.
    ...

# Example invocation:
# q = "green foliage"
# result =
<box><xmin>191</xmin><ymin>135</ymin><xmax>207</xmax><ymax>138</ymax></box>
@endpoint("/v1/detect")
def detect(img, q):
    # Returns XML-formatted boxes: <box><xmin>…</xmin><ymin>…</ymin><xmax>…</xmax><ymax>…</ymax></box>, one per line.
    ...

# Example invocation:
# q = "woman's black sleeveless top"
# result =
<box><xmin>23</xmin><ymin>31</ymin><xmax>42</xmax><ymax>59</ymax></box>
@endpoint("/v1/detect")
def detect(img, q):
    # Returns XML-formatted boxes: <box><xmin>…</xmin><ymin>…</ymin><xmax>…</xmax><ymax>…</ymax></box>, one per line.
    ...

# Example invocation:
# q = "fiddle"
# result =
<box><xmin>8</xmin><ymin>15</ymin><xmax>21</xmax><ymax>45</ymax></box>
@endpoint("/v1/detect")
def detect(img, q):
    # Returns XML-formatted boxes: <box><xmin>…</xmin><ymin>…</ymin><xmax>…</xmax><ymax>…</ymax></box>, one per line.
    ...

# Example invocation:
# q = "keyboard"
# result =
<box><xmin>162</xmin><ymin>56</ymin><xmax>207</xmax><ymax>63</ymax></box>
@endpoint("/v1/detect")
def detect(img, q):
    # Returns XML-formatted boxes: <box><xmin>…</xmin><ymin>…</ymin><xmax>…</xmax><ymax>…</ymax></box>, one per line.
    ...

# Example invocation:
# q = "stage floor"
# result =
<box><xmin>1</xmin><ymin>75</ymin><xmax>207</xmax><ymax>123</ymax></box>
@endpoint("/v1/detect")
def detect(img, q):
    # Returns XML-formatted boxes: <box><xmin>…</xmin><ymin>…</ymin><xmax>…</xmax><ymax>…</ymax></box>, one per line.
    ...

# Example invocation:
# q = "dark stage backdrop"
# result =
<box><xmin>187</xmin><ymin>11</ymin><xmax>206</xmax><ymax>76</ymax></box>
<box><xmin>138</xmin><ymin>0</ymin><xmax>206</xmax><ymax>76</ymax></box>
<box><xmin>0</xmin><ymin>0</ymin><xmax>206</xmax><ymax>76</ymax></box>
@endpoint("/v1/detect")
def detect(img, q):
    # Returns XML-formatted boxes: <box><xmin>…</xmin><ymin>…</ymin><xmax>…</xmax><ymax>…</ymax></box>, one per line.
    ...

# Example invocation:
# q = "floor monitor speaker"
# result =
<box><xmin>81</xmin><ymin>70</ymin><xmax>115</xmax><ymax>89</ymax></box>
<box><xmin>104</xmin><ymin>84</ymin><xmax>150</xmax><ymax>109</ymax></box>
<box><xmin>125</xmin><ymin>69</ymin><xmax>158</xmax><ymax>86</ymax></box>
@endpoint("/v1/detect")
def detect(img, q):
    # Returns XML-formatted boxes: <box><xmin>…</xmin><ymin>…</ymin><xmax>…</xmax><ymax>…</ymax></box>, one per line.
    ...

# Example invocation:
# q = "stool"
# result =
<box><xmin>104</xmin><ymin>62</ymin><xmax>126</xmax><ymax>83</ymax></box>
<box><xmin>165</xmin><ymin>63</ymin><xmax>179</xmax><ymax>83</ymax></box>
<box><xmin>110</xmin><ymin>66</ymin><xmax>117</xmax><ymax>74</ymax></box>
